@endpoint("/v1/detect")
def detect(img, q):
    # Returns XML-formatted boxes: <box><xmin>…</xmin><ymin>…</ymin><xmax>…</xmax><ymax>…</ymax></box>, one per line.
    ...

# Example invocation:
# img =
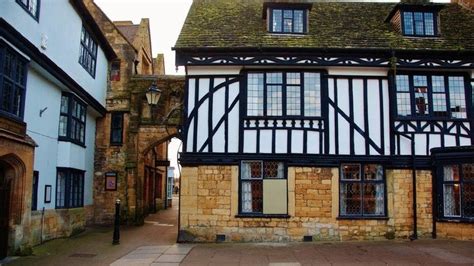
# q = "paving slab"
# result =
<box><xmin>153</xmin><ymin>254</ymin><xmax>186</xmax><ymax>263</ymax></box>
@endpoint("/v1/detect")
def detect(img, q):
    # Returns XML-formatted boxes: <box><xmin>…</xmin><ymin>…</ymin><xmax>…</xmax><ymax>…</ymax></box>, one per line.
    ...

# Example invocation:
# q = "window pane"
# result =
<box><xmin>294</xmin><ymin>10</ymin><xmax>304</xmax><ymax>33</ymax></box>
<box><xmin>340</xmin><ymin>183</ymin><xmax>361</xmax><ymax>215</ymax></box>
<box><xmin>413</xmin><ymin>75</ymin><xmax>427</xmax><ymax>87</ymax></box>
<box><xmin>286</xmin><ymin>85</ymin><xmax>301</xmax><ymax>116</ymax></box>
<box><xmin>263</xmin><ymin>162</ymin><xmax>284</xmax><ymax>178</ymax></box>
<box><xmin>4</xmin><ymin>51</ymin><xmax>14</xmax><ymax>78</ymax></box>
<box><xmin>58</xmin><ymin>115</ymin><xmax>68</xmax><ymax>137</ymax></box>
<box><xmin>1</xmin><ymin>80</ymin><xmax>13</xmax><ymax>113</ymax></box>
<box><xmin>341</xmin><ymin>164</ymin><xmax>360</xmax><ymax>180</ymax></box>
<box><xmin>432</xmin><ymin>94</ymin><xmax>448</xmax><ymax>117</ymax></box>
<box><xmin>462</xmin><ymin>164</ymin><xmax>474</xmax><ymax>181</ymax></box>
<box><xmin>13</xmin><ymin>86</ymin><xmax>23</xmax><ymax>117</ymax></box>
<box><xmin>414</xmin><ymin>12</ymin><xmax>424</xmax><ymax>35</ymax></box>
<box><xmin>272</xmin><ymin>9</ymin><xmax>282</xmax><ymax>32</ymax></box>
<box><xmin>363</xmin><ymin>183</ymin><xmax>385</xmax><ymax>215</ymax></box>
<box><xmin>403</xmin><ymin>12</ymin><xmax>414</xmax><ymax>35</ymax></box>
<box><xmin>247</xmin><ymin>73</ymin><xmax>264</xmax><ymax>116</ymax></box>
<box><xmin>241</xmin><ymin>161</ymin><xmax>262</xmax><ymax>179</ymax></box>
<box><xmin>396</xmin><ymin>92</ymin><xmax>411</xmax><ymax>116</ymax></box>
<box><xmin>267</xmin><ymin>85</ymin><xmax>282</xmax><ymax>116</ymax></box>
<box><xmin>241</xmin><ymin>180</ymin><xmax>263</xmax><ymax>213</ymax></box>
<box><xmin>57</xmin><ymin>172</ymin><xmax>66</xmax><ymax>208</ymax></box>
<box><xmin>448</xmin><ymin>76</ymin><xmax>466</xmax><ymax>119</ymax></box>
<box><xmin>432</xmin><ymin>76</ymin><xmax>445</xmax><ymax>93</ymax></box>
<box><xmin>364</xmin><ymin>164</ymin><xmax>383</xmax><ymax>181</ymax></box>
<box><xmin>463</xmin><ymin>184</ymin><xmax>474</xmax><ymax>218</ymax></box>
<box><xmin>396</xmin><ymin>75</ymin><xmax>410</xmax><ymax>92</ymax></box>
<box><xmin>444</xmin><ymin>165</ymin><xmax>460</xmax><ymax>181</ymax></box>
<box><xmin>415</xmin><ymin>86</ymin><xmax>429</xmax><ymax>116</ymax></box>
<box><xmin>424</xmin><ymin>12</ymin><xmax>434</xmax><ymax>35</ymax></box>
<box><xmin>267</xmin><ymin>73</ymin><xmax>282</xmax><ymax>84</ymax></box>
<box><xmin>444</xmin><ymin>184</ymin><xmax>461</xmax><ymax>217</ymax></box>
<box><xmin>304</xmin><ymin>73</ymin><xmax>321</xmax><ymax>116</ymax></box>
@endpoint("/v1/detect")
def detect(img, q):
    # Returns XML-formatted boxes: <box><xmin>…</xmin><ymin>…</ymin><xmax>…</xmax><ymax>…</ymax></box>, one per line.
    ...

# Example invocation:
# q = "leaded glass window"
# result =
<box><xmin>56</xmin><ymin>168</ymin><xmax>84</xmax><ymax>209</ymax></box>
<box><xmin>395</xmin><ymin>74</ymin><xmax>468</xmax><ymax>119</ymax></box>
<box><xmin>340</xmin><ymin>164</ymin><xmax>385</xmax><ymax>217</ymax></box>
<box><xmin>79</xmin><ymin>26</ymin><xmax>98</xmax><ymax>77</ymax></box>
<box><xmin>442</xmin><ymin>164</ymin><xmax>474</xmax><ymax>219</ymax></box>
<box><xmin>402</xmin><ymin>11</ymin><xmax>437</xmax><ymax>36</ymax></box>
<box><xmin>270</xmin><ymin>8</ymin><xmax>306</xmax><ymax>34</ymax></box>
<box><xmin>0</xmin><ymin>44</ymin><xmax>27</xmax><ymax>119</ymax></box>
<box><xmin>241</xmin><ymin>161</ymin><xmax>285</xmax><ymax>214</ymax></box>
<box><xmin>59</xmin><ymin>94</ymin><xmax>86</xmax><ymax>145</ymax></box>
<box><xmin>246</xmin><ymin>71</ymin><xmax>321</xmax><ymax>117</ymax></box>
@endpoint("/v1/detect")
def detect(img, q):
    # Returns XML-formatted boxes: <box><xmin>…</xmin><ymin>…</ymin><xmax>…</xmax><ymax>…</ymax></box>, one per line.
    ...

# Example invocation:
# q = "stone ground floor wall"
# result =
<box><xmin>29</xmin><ymin>205</ymin><xmax>93</xmax><ymax>246</ymax></box>
<box><xmin>179</xmin><ymin>165</ymin><xmax>470</xmax><ymax>242</ymax></box>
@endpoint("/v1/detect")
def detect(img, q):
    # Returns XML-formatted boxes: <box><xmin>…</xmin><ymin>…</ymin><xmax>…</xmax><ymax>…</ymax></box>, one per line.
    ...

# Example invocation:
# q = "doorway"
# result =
<box><xmin>0</xmin><ymin>164</ymin><xmax>11</xmax><ymax>259</ymax></box>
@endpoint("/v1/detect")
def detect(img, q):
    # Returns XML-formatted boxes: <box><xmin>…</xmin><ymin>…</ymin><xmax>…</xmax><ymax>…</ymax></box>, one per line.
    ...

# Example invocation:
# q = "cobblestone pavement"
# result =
<box><xmin>4</xmin><ymin>195</ymin><xmax>474</xmax><ymax>266</ymax></box>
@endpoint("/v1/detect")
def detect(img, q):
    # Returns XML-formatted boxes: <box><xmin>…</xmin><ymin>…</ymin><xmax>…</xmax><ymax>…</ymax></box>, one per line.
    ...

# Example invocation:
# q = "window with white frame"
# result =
<box><xmin>339</xmin><ymin>164</ymin><xmax>386</xmax><ymax>217</ymax></box>
<box><xmin>79</xmin><ymin>26</ymin><xmax>98</xmax><ymax>77</ymax></box>
<box><xmin>246</xmin><ymin>72</ymin><xmax>321</xmax><ymax>117</ymax></box>
<box><xmin>240</xmin><ymin>161</ymin><xmax>287</xmax><ymax>215</ymax></box>
<box><xmin>441</xmin><ymin>164</ymin><xmax>474</xmax><ymax>220</ymax></box>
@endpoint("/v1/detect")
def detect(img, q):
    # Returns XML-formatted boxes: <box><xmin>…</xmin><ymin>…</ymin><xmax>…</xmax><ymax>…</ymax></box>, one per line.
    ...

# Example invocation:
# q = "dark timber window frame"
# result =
<box><xmin>339</xmin><ymin>163</ymin><xmax>387</xmax><ymax>219</ymax></box>
<box><xmin>16</xmin><ymin>0</ymin><xmax>40</xmax><ymax>21</ymax></box>
<box><xmin>55</xmin><ymin>168</ymin><xmax>85</xmax><ymax>209</ymax></box>
<box><xmin>394</xmin><ymin>72</ymin><xmax>471</xmax><ymax>120</ymax></box>
<box><xmin>245</xmin><ymin>71</ymin><xmax>323</xmax><ymax>118</ymax></box>
<box><xmin>31</xmin><ymin>171</ymin><xmax>39</xmax><ymax>211</ymax></box>
<box><xmin>110</xmin><ymin>112</ymin><xmax>124</xmax><ymax>146</ymax></box>
<box><xmin>58</xmin><ymin>93</ymin><xmax>87</xmax><ymax>147</ymax></box>
<box><xmin>401</xmin><ymin>9</ymin><xmax>438</xmax><ymax>37</ymax></box>
<box><xmin>0</xmin><ymin>41</ymin><xmax>28</xmax><ymax>120</ymax></box>
<box><xmin>268</xmin><ymin>7</ymin><xmax>307</xmax><ymax>34</ymax></box>
<box><xmin>79</xmin><ymin>25</ymin><xmax>98</xmax><ymax>78</ymax></box>
<box><xmin>238</xmin><ymin>160</ymin><xmax>289</xmax><ymax>218</ymax></box>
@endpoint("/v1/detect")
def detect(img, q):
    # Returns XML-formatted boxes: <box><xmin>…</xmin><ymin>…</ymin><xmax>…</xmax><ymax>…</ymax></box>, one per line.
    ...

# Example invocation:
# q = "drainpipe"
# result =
<box><xmin>409</xmin><ymin>135</ymin><xmax>418</xmax><ymax>241</ymax></box>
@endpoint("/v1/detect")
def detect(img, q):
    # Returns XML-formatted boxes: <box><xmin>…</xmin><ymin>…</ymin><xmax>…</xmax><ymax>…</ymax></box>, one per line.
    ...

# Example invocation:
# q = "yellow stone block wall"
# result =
<box><xmin>180</xmin><ymin>165</ymin><xmax>442</xmax><ymax>242</ymax></box>
<box><xmin>436</xmin><ymin>222</ymin><xmax>474</xmax><ymax>240</ymax></box>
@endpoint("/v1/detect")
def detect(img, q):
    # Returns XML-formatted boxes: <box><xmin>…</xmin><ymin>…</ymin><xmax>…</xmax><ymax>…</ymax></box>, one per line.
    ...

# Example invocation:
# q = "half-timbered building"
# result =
<box><xmin>174</xmin><ymin>0</ymin><xmax>474</xmax><ymax>241</ymax></box>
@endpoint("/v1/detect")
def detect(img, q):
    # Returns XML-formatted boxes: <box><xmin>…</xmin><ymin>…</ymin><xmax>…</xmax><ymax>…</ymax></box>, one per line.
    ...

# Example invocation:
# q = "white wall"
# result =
<box><xmin>0</xmin><ymin>0</ymin><xmax>108</xmax><ymax>105</ymax></box>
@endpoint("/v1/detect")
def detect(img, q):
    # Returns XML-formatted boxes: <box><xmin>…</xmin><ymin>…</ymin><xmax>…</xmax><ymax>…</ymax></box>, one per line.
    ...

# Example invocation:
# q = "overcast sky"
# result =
<box><xmin>95</xmin><ymin>0</ymin><xmax>192</xmax><ymax>76</ymax></box>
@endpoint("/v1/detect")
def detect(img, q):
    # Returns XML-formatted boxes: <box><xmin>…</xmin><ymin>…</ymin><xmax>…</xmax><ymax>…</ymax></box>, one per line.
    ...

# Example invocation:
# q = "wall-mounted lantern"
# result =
<box><xmin>145</xmin><ymin>82</ymin><xmax>162</xmax><ymax>105</ymax></box>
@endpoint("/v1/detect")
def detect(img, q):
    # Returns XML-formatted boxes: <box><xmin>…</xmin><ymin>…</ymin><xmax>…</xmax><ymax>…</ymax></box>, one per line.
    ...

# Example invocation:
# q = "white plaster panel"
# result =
<box><xmin>275</xmin><ymin>130</ymin><xmax>288</xmax><ymax>153</ymax></box>
<box><xmin>460</xmin><ymin>137</ymin><xmax>471</xmax><ymax>146</ymax></box>
<box><xmin>187</xmin><ymin>79</ymin><xmax>195</xmax><ymax>116</ymax></box>
<box><xmin>84</xmin><ymin>111</ymin><xmax>97</xmax><ymax>205</ymax></box>
<box><xmin>197</xmin><ymin>98</ymin><xmax>209</xmax><ymax>152</ymax></box>
<box><xmin>336</xmin><ymin>79</ymin><xmax>350</xmax><ymax>115</ymax></box>
<box><xmin>444</xmin><ymin>135</ymin><xmax>456</xmax><ymax>148</ymax></box>
<box><xmin>367</xmin><ymin>79</ymin><xmax>381</xmax><ymax>150</ymax></box>
<box><xmin>399</xmin><ymin>136</ymin><xmax>412</xmax><ymax>155</ymax></box>
<box><xmin>338</xmin><ymin>115</ymin><xmax>350</xmax><ymax>155</ymax></box>
<box><xmin>328</xmin><ymin>67</ymin><xmax>388</xmax><ymax>76</ymax></box>
<box><xmin>307</xmin><ymin>131</ymin><xmax>319</xmax><ymax>154</ymax></box>
<box><xmin>228</xmin><ymin>81</ymin><xmax>240</xmax><ymax>108</ymax></box>
<box><xmin>244</xmin><ymin>130</ymin><xmax>257</xmax><ymax>153</ymax></box>
<box><xmin>186</xmin><ymin>118</ymin><xmax>194</xmax><ymax>152</ymax></box>
<box><xmin>382</xmin><ymin>80</ymin><xmax>390</xmax><ymax>155</ymax></box>
<box><xmin>198</xmin><ymin>79</ymin><xmax>210</xmax><ymax>101</ymax></box>
<box><xmin>328</xmin><ymin>79</ymin><xmax>335</xmax><ymax>154</ymax></box>
<box><xmin>214</xmin><ymin>78</ymin><xmax>226</xmax><ymax>88</ymax></box>
<box><xmin>414</xmin><ymin>134</ymin><xmax>427</xmax><ymax>156</ymax></box>
<box><xmin>353</xmin><ymin>79</ymin><xmax>365</xmax><ymax>131</ymax></box>
<box><xmin>212</xmin><ymin>86</ymin><xmax>226</xmax><ymax>128</ymax></box>
<box><xmin>291</xmin><ymin>130</ymin><xmax>304</xmax><ymax>154</ymax></box>
<box><xmin>187</xmin><ymin>66</ymin><xmax>242</xmax><ymax>75</ymax></box>
<box><xmin>429</xmin><ymin>134</ymin><xmax>441</xmax><ymax>154</ymax></box>
<box><xmin>228</xmin><ymin>105</ymin><xmax>239</xmax><ymax>153</ymax></box>
<box><xmin>354</xmin><ymin>131</ymin><xmax>365</xmax><ymax>155</ymax></box>
<box><xmin>213</xmin><ymin>123</ymin><xmax>225</xmax><ymax>153</ymax></box>
<box><xmin>260</xmin><ymin>130</ymin><xmax>272</xmax><ymax>153</ymax></box>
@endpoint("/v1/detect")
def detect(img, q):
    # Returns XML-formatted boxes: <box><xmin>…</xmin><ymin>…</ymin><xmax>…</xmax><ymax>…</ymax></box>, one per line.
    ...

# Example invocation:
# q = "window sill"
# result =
<box><xmin>436</xmin><ymin>218</ymin><xmax>474</xmax><ymax>224</ymax></box>
<box><xmin>58</xmin><ymin>138</ymin><xmax>86</xmax><ymax>148</ymax></box>
<box><xmin>337</xmin><ymin>216</ymin><xmax>389</xmax><ymax>220</ymax></box>
<box><xmin>235</xmin><ymin>214</ymin><xmax>290</xmax><ymax>219</ymax></box>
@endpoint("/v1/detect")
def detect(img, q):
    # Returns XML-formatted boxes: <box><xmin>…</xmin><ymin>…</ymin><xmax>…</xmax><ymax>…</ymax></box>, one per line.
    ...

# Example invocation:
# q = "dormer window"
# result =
<box><xmin>270</xmin><ymin>8</ymin><xmax>306</xmax><ymax>34</ymax></box>
<box><xmin>402</xmin><ymin>11</ymin><xmax>437</xmax><ymax>36</ymax></box>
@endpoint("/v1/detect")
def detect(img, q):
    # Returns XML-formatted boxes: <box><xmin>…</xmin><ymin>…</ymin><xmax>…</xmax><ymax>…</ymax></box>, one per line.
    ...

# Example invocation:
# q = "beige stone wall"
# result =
<box><xmin>436</xmin><ymin>222</ymin><xmax>474</xmax><ymax>240</ymax></box>
<box><xmin>30</xmin><ymin>206</ymin><xmax>91</xmax><ymax>246</ymax></box>
<box><xmin>180</xmin><ymin>165</ymin><xmax>436</xmax><ymax>242</ymax></box>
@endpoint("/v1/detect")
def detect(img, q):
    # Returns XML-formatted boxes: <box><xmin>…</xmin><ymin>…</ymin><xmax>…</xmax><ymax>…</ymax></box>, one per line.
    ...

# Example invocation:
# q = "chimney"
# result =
<box><xmin>451</xmin><ymin>0</ymin><xmax>474</xmax><ymax>11</ymax></box>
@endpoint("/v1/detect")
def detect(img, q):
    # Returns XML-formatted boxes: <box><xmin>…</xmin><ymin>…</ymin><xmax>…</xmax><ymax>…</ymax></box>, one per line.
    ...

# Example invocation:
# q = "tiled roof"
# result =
<box><xmin>174</xmin><ymin>0</ymin><xmax>474</xmax><ymax>52</ymax></box>
<box><xmin>116</xmin><ymin>24</ymin><xmax>139</xmax><ymax>44</ymax></box>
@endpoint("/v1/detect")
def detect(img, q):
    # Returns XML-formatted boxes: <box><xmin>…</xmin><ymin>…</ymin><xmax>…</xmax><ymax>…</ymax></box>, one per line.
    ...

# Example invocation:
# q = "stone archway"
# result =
<box><xmin>0</xmin><ymin>154</ymin><xmax>27</xmax><ymax>258</ymax></box>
